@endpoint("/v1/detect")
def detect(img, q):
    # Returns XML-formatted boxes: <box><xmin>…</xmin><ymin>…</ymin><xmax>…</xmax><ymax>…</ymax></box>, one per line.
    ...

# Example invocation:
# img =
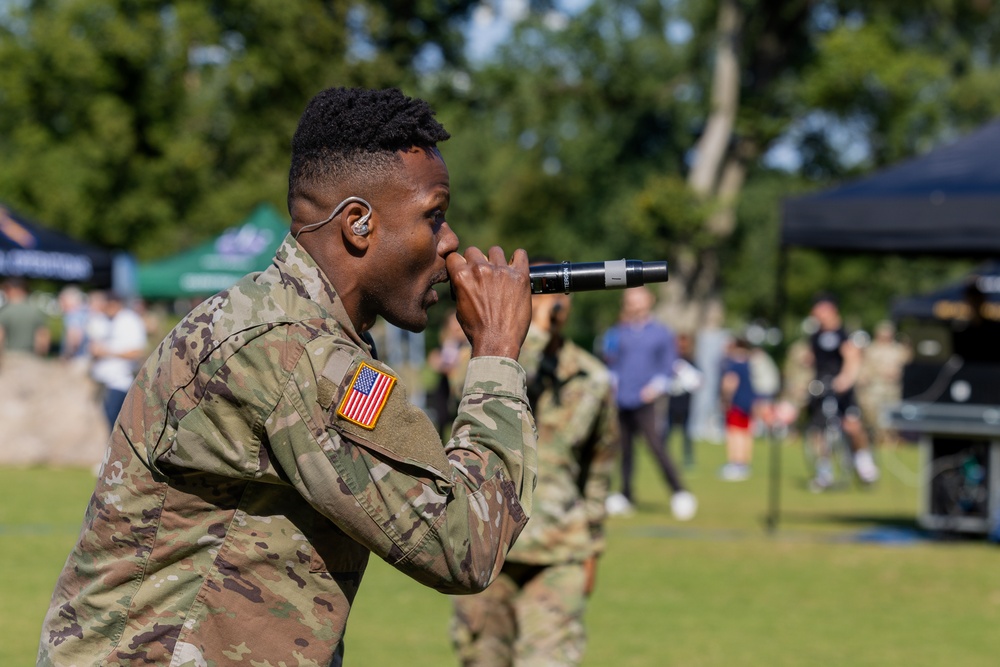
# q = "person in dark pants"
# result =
<box><xmin>601</xmin><ymin>286</ymin><xmax>696</xmax><ymax>520</ymax></box>
<box><xmin>663</xmin><ymin>332</ymin><xmax>702</xmax><ymax>469</ymax></box>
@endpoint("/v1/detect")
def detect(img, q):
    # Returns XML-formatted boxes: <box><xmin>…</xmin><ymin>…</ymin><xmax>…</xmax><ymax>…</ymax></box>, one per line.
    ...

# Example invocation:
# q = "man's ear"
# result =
<box><xmin>341</xmin><ymin>199</ymin><xmax>373</xmax><ymax>251</ymax></box>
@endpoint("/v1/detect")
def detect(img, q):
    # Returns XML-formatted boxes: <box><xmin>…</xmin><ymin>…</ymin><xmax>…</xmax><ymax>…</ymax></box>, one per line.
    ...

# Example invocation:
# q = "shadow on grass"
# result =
<box><xmin>778</xmin><ymin>510</ymin><xmax>919</xmax><ymax>530</ymax></box>
<box><xmin>630</xmin><ymin>511</ymin><xmax>994</xmax><ymax>547</ymax></box>
<box><xmin>769</xmin><ymin>510</ymin><xmax>996</xmax><ymax>545</ymax></box>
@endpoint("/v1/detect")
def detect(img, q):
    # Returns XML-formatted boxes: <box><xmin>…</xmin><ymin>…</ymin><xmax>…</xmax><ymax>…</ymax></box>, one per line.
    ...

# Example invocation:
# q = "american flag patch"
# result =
<box><xmin>337</xmin><ymin>362</ymin><xmax>396</xmax><ymax>429</ymax></box>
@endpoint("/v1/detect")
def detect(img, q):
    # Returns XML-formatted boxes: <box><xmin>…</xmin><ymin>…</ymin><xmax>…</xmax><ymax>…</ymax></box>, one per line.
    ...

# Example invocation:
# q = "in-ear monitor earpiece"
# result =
<box><xmin>295</xmin><ymin>196</ymin><xmax>373</xmax><ymax>240</ymax></box>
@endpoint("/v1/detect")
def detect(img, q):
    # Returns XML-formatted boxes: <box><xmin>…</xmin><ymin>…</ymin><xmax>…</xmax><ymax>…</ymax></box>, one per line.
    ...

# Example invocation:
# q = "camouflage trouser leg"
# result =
<box><xmin>452</xmin><ymin>569</ymin><xmax>518</xmax><ymax>667</ymax></box>
<box><xmin>451</xmin><ymin>561</ymin><xmax>587</xmax><ymax>667</ymax></box>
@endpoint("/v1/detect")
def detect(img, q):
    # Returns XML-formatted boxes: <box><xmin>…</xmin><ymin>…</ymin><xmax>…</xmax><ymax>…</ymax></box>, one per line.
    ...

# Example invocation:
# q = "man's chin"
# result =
<box><xmin>385</xmin><ymin>311</ymin><xmax>429</xmax><ymax>334</ymax></box>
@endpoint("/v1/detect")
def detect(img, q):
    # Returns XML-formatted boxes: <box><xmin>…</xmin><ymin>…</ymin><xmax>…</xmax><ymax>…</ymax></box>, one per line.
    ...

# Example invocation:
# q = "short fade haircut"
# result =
<box><xmin>288</xmin><ymin>87</ymin><xmax>450</xmax><ymax>207</ymax></box>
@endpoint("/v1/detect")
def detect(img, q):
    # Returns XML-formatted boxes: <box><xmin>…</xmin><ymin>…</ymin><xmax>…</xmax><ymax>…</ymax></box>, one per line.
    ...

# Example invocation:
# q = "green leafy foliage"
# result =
<box><xmin>0</xmin><ymin>0</ymin><xmax>475</xmax><ymax>259</ymax></box>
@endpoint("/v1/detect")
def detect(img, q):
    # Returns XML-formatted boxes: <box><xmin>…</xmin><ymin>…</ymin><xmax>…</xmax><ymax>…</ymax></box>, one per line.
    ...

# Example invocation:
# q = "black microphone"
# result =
<box><xmin>529</xmin><ymin>260</ymin><xmax>668</xmax><ymax>294</ymax></box>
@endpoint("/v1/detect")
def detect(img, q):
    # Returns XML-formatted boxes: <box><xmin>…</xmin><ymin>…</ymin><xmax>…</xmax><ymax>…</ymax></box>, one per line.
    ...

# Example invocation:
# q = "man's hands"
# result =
<box><xmin>830</xmin><ymin>373</ymin><xmax>853</xmax><ymax>394</ymax></box>
<box><xmin>446</xmin><ymin>246</ymin><xmax>531</xmax><ymax>360</ymax></box>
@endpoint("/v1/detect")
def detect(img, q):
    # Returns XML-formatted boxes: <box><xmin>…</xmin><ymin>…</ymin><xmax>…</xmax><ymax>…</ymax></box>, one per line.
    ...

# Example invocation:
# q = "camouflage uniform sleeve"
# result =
<box><xmin>266</xmin><ymin>340</ymin><xmax>537</xmax><ymax>594</ymax></box>
<box><xmin>450</xmin><ymin>356</ymin><xmax>537</xmax><ymax>523</ymax></box>
<box><xmin>584</xmin><ymin>378</ymin><xmax>619</xmax><ymax>557</ymax></box>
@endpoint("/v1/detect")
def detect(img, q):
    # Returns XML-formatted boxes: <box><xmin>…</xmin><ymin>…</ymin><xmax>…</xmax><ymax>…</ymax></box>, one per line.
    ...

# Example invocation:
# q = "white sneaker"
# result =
<box><xmin>854</xmin><ymin>449</ymin><xmax>880</xmax><ymax>484</ymax></box>
<box><xmin>719</xmin><ymin>463</ymin><xmax>750</xmax><ymax>482</ymax></box>
<box><xmin>670</xmin><ymin>491</ymin><xmax>698</xmax><ymax>521</ymax></box>
<box><xmin>605</xmin><ymin>492</ymin><xmax>635</xmax><ymax>517</ymax></box>
<box><xmin>808</xmin><ymin>475</ymin><xmax>833</xmax><ymax>493</ymax></box>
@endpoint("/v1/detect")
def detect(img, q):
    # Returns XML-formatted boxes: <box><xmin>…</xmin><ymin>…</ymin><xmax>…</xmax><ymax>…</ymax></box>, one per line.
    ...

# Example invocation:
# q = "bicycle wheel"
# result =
<box><xmin>803</xmin><ymin>417</ymin><xmax>855</xmax><ymax>492</ymax></box>
<box><xmin>828</xmin><ymin>427</ymin><xmax>855</xmax><ymax>489</ymax></box>
<box><xmin>801</xmin><ymin>426</ymin><xmax>822</xmax><ymax>483</ymax></box>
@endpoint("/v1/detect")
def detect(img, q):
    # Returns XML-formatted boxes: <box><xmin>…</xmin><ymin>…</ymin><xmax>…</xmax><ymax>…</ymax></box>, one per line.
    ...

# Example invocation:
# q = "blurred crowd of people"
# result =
<box><xmin>0</xmin><ymin>278</ymin><xmax>154</xmax><ymax>430</ymax></box>
<box><xmin>427</xmin><ymin>284</ymin><xmax>915</xmax><ymax>507</ymax></box>
<box><xmin>1</xmin><ymin>270</ymin><xmax>914</xmax><ymax>489</ymax></box>
<box><xmin>1</xmin><ymin>275</ymin><xmax>913</xmax><ymax>493</ymax></box>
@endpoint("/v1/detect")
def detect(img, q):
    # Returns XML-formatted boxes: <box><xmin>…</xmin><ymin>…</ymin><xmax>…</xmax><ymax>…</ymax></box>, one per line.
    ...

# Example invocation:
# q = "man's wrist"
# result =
<box><xmin>471</xmin><ymin>341</ymin><xmax>522</xmax><ymax>360</ymax></box>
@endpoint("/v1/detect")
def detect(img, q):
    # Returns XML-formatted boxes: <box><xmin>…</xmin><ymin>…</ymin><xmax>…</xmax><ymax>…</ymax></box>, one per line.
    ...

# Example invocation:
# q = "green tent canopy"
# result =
<box><xmin>138</xmin><ymin>203</ymin><xmax>289</xmax><ymax>299</ymax></box>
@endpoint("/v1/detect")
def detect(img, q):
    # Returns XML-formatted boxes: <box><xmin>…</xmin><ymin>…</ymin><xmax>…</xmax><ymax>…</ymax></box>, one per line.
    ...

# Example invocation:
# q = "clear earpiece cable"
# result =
<box><xmin>294</xmin><ymin>196</ymin><xmax>372</xmax><ymax>240</ymax></box>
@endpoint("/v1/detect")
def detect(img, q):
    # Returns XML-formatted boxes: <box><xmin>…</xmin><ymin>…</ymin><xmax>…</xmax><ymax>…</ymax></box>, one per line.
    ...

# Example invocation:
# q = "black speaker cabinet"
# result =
<box><xmin>919</xmin><ymin>436</ymin><xmax>1000</xmax><ymax>533</ymax></box>
<box><xmin>903</xmin><ymin>362</ymin><xmax>1000</xmax><ymax>405</ymax></box>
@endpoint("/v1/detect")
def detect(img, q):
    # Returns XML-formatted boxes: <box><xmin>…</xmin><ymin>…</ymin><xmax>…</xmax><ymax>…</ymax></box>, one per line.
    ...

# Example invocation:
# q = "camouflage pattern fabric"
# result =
<box><xmin>781</xmin><ymin>338</ymin><xmax>813</xmax><ymax>410</ymax></box>
<box><xmin>451</xmin><ymin>561</ymin><xmax>587</xmax><ymax>667</ymax></box>
<box><xmin>451</xmin><ymin>325</ymin><xmax>617</xmax><ymax>666</ymax></box>
<box><xmin>857</xmin><ymin>339</ymin><xmax>911</xmax><ymax>441</ymax></box>
<box><xmin>38</xmin><ymin>234</ymin><xmax>537</xmax><ymax>667</ymax></box>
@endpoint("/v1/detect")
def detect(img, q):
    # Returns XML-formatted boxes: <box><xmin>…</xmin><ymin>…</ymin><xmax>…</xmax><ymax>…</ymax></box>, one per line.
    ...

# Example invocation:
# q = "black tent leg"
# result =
<box><xmin>765</xmin><ymin>425</ymin><xmax>783</xmax><ymax>533</ymax></box>
<box><xmin>765</xmin><ymin>245</ymin><xmax>789</xmax><ymax>534</ymax></box>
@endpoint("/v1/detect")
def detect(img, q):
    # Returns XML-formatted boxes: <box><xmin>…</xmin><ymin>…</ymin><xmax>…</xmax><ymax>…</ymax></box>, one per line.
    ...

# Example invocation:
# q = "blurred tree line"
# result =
<box><xmin>2</xmin><ymin>0</ymin><xmax>1000</xmax><ymax>351</ymax></box>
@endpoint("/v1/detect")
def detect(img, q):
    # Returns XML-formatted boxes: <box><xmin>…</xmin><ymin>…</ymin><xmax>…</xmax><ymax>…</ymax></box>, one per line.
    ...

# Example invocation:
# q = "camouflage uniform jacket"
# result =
<box><xmin>38</xmin><ymin>235</ymin><xmax>537</xmax><ymax>667</ymax></box>
<box><xmin>503</xmin><ymin>325</ymin><xmax>617</xmax><ymax>565</ymax></box>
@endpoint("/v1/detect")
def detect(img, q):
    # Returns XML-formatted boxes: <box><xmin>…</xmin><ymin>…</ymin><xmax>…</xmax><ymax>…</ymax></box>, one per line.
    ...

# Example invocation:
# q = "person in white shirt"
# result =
<box><xmin>89</xmin><ymin>292</ymin><xmax>148</xmax><ymax>429</ymax></box>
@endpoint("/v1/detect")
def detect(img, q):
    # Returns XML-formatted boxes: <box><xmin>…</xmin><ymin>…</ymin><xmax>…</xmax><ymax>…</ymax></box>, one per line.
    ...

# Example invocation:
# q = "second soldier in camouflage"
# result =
<box><xmin>450</xmin><ymin>269</ymin><xmax>618</xmax><ymax>667</ymax></box>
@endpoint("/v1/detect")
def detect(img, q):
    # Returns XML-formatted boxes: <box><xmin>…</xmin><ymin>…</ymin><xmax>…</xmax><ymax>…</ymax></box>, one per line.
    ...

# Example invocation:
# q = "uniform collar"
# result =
<box><xmin>272</xmin><ymin>233</ymin><xmax>374</xmax><ymax>356</ymax></box>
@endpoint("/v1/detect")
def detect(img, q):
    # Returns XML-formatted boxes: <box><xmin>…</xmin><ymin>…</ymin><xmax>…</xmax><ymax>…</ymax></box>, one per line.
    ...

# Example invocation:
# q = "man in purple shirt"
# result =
<box><xmin>601</xmin><ymin>286</ymin><xmax>696</xmax><ymax>520</ymax></box>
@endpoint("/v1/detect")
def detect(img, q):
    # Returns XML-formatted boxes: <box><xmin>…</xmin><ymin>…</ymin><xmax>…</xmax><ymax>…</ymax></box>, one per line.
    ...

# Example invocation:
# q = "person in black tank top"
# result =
<box><xmin>805</xmin><ymin>294</ymin><xmax>880</xmax><ymax>488</ymax></box>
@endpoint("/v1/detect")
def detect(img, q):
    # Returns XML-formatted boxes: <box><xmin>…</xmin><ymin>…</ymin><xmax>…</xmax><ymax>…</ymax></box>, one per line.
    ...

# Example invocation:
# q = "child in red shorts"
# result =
<box><xmin>719</xmin><ymin>337</ymin><xmax>757</xmax><ymax>481</ymax></box>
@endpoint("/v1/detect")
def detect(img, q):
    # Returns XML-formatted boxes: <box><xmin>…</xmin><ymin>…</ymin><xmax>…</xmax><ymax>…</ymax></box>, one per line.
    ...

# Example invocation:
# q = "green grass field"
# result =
<box><xmin>5</xmin><ymin>439</ymin><xmax>999</xmax><ymax>666</ymax></box>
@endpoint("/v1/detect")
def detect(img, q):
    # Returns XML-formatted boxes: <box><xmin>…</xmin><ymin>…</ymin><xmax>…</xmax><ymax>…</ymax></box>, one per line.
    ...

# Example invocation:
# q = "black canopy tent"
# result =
<box><xmin>890</xmin><ymin>261</ymin><xmax>1000</xmax><ymax>322</ymax></box>
<box><xmin>0</xmin><ymin>203</ymin><xmax>117</xmax><ymax>288</ymax></box>
<box><xmin>768</xmin><ymin>119</ymin><xmax>1000</xmax><ymax>531</ymax></box>
<box><xmin>782</xmin><ymin>119</ymin><xmax>1000</xmax><ymax>256</ymax></box>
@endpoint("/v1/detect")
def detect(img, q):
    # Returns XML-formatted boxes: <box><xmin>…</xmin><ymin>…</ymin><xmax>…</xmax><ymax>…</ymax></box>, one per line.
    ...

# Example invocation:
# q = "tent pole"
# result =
<box><xmin>765</xmin><ymin>244</ymin><xmax>788</xmax><ymax>534</ymax></box>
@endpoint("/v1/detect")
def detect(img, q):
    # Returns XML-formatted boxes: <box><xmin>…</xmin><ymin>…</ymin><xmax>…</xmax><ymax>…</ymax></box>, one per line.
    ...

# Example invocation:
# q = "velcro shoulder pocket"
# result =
<box><xmin>326</xmin><ymin>356</ymin><xmax>452</xmax><ymax>480</ymax></box>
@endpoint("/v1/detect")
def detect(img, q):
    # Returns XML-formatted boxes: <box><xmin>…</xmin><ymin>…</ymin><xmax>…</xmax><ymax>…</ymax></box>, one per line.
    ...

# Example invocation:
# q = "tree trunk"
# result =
<box><xmin>659</xmin><ymin>0</ymin><xmax>744</xmax><ymax>333</ymax></box>
<box><xmin>688</xmin><ymin>0</ymin><xmax>743</xmax><ymax>199</ymax></box>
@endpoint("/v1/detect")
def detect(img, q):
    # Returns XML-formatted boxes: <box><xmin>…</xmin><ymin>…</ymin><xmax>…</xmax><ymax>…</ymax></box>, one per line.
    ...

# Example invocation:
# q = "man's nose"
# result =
<box><xmin>437</xmin><ymin>223</ymin><xmax>459</xmax><ymax>256</ymax></box>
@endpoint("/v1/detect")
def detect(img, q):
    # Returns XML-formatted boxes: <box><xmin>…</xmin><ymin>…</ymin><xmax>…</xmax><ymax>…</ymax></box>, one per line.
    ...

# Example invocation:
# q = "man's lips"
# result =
<box><xmin>431</xmin><ymin>270</ymin><xmax>450</xmax><ymax>288</ymax></box>
<box><xmin>426</xmin><ymin>272</ymin><xmax>450</xmax><ymax>306</ymax></box>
